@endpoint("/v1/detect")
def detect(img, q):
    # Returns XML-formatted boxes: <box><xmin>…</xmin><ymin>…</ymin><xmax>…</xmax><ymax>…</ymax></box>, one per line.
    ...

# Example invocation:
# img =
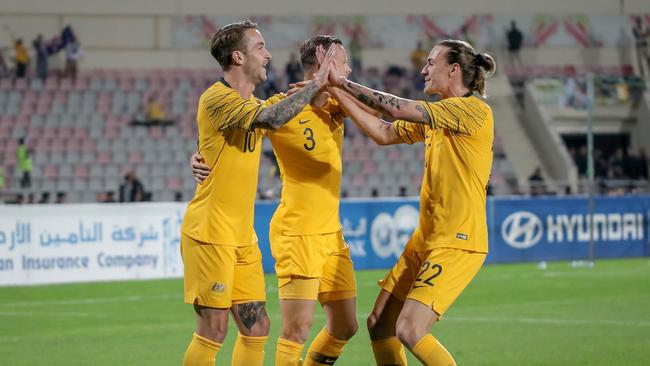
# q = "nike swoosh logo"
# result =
<box><xmin>298</xmin><ymin>119</ymin><xmax>310</xmax><ymax>125</ymax></box>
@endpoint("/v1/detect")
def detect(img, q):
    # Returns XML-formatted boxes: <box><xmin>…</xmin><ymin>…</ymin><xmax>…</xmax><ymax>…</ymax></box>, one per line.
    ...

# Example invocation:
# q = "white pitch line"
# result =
<box><xmin>0</xmin><ymin>293</ymin><xmax>180</xmax><ymax>308</ymax></box>
<box><xmin>444</xmin><ymin>316</ymin><xmax>650</xmax><ymax>327</ymax></box>
<box><xmin>0</xmin><ymin>311</ymin><xmax>107</xmax><ymax>318</ymax></box>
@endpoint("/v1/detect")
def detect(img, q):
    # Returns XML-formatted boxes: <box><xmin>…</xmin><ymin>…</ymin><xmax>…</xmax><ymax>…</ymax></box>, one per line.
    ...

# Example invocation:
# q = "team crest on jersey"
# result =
<box><xmin>210</xmin><ymin>283</ymin><xmax>226</xmax><ymax>294</ymax></box>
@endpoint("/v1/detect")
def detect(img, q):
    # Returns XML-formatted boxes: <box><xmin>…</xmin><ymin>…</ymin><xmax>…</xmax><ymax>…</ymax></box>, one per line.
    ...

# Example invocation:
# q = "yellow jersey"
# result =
<box><xmin>401</xmin><ymin>94</ymin><xmax>493</xmax><ymax>253</ymax></box>
<box><xmin>268</xmin><ymin>98</ymin><xmax>345</xmax><ymax>235</ymax></box>
<box><xmin>181</xmin><ymin>79</ymin><xmax>281</xmax><ymax>246</ymax></box>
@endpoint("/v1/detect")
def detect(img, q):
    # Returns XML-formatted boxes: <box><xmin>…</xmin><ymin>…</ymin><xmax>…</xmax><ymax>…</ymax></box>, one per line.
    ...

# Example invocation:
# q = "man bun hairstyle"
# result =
<box><xmin>210</xmin><ymin>20</ymin><xmax>258</xmax><ymax>70</ymax></box>
<box><xmin>438</xmin><ymin>39</ymin><xmax>496</xmax><ymax>97</ymax></box>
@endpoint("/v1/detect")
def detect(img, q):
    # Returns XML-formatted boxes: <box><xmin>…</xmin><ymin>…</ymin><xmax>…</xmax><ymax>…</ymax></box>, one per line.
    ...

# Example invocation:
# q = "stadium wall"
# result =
<box><xmin>1</xmin><ymin>1</ymin><xmax>648</xmax><ymax>70</ymax></box>
<box><xmin>1</xmin><ymin>196</ymin><xmax>648</xmax><ymax>286</ymax></box>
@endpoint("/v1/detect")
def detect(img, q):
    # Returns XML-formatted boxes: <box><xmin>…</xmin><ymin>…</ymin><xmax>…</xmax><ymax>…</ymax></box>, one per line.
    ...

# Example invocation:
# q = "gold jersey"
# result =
<box><xmin>181</xmin><ymin>79</ymin><xmax>281</xmax><ymax>246</ymax></box>
<box><xmin>268</xmin><ymin>98</ymin><xmax>345</xmax><ymax>235</ymax></box>
<box><xmin>396</xmin><ymin>94</ymin><xmax>493</xmax><ymax>253</ymax></box>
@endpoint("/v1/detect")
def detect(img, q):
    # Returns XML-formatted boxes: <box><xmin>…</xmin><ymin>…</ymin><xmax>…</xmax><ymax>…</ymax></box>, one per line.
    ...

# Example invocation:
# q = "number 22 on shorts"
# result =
<box><xmin>413</xmin><ymin>261</ymin><xmax>442</xmax><ymax>289</ymax></box>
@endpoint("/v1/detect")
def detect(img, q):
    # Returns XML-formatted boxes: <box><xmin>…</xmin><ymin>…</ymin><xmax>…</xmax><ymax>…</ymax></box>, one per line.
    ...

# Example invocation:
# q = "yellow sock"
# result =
<box><xmin>371</xmin><ymin>337</ymin><xmax>408</xmax><ymax>366</ymax></box>
<box><xmin>304</xmin><ymin>328</ymin><xmax>348</xmax><ymax>366</ymax></box>
<box><xmin>276</xmin><ymin>337</ymin><xmax>305</xmax><ymax>366</ymax></box>
<box><xmin>182</xmin><ymin>332</ymin><xmax>222</xmax><ymax>366</ymax></box>
<box><xmin>231</xmin><ymin>333</ymin><xmax>268</xmax><ymax>366</ymax></box>
<box><xmin>411</xmin><ymin>334</ymin><xmax>456</xmax><ymax>366</ymax></box>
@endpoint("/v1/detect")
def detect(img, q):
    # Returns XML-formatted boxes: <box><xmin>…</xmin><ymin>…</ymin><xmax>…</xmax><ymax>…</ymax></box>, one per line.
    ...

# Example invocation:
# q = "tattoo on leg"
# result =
<box><xmin>238</xmin><ymin>302</ymin><xmax>267</xmax><ymax>330</ymax></box>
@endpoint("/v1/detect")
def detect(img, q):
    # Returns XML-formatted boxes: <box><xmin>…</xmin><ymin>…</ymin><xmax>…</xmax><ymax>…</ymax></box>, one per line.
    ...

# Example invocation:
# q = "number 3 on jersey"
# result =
<box><xmin>413</xmin><ymin>261</ymin><xmax>442</xmax><ymax>289</ymax></box>
<box><xmin>303</xmin><ymin>127</ymin><xmax>315</xmax><ymax>151</ymax></box>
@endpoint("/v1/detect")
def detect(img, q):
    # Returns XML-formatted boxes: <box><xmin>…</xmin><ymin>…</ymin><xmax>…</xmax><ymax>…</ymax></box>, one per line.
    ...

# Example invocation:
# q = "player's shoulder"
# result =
<box><xmin>200</xmin><ymin>79</ymin><xmax>235</xmax><ymax>101</ymax></box>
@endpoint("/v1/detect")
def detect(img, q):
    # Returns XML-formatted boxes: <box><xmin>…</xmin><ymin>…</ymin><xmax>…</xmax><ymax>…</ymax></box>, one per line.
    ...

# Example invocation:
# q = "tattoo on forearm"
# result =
<box><xmin>237</xmin><ymin>301</ymin><xmax>267</xmax><ymax>330</ymax></box>
<box><xmin>415</xmin><ymin>104</ymin><xmax>432</xmax><ymax>125</ymax></box>
<box><xmin>255</xmin><ymin>82</ymin><xmax>320</xmax><ymax>129</ymax></box>
<box><xmin>345</xmin><ymin>81</ymin><xmax>403</xmax><ymax>114</ymax></box>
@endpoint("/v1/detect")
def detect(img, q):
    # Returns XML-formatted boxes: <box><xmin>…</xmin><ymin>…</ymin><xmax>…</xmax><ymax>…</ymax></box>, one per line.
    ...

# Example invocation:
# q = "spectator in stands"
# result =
<box><xmin>371</xmin><ymin>188</ymin><xmax>379</xmax><ymax>197</ymax></box>
<box><xmin>349</xmin><ymin>31</ymin><xmax>363</xmax><ymax>78</ymax></box>
<box><xmin>285</xmin><ymin>52</ymin><xmax>302</xmax><ymax>85</ymax></box>
<box><xmin>399</xmin><ymin>186</ymin><xmax>408</xmax><ymax>197</ymax></box>
<box><xmin>64</xmin><ymin>36</ymin><xmax>82</xmax><ymax>83</ymax></box>
<box><xmin>55</xmin><ymin>192</ymin><xmax>66</xmax><ymax>204</ymax></box>
<box><xmin>639</xmin><ymin>148</ymin><xmax>649</xmax><ymax>179</ymax></box>
<box><xmin>27</xmin><ymin>193</ymin><xmax>35</xmax><ymax>204</ymax></box>
<box><xmin>146</xmin><ymin>96</ymin><xmax>167</xmax><ymax>124</ymax></box>
<box><xmin>410</xmin><ymin>41</ymin><xmax>428</xmax><ymax>74</ymax></box>
<box><xmin>174</xmin><ymin>191</ymin><xmax>183</xmax><ymax>202</ymax></box>
<box><xmin>632</xmin><ymin>16</ymin><xmax>649</xmax><ymax>76</ymax></box>
<box><xmin>0</xmin><ymin>50</ymin><xmax>8</xmax><ymax>78</ymax></box>
<box><xmin>119</xmin><ymin>171</ymin><xmax>145</xmax><ymax>202</ymax></box>
<box><xmin>103</xmin><ymin>191</ymin><xmax>116</xmax><ymax>203</ymax></box>
<box><xmin>38</xmin><ymin>192</ymin><xmax>50</xmax><ymax>204</ymax></box>
<box><xmin>13</xmin><ymin>39</ymin><xmax>29</xmax><ymax>78</ymax></box>
<box><xmin>506</xmin><ymin>21</ymin><xmax>523</xmax><ymax>67</ymax></box>
<box><xmin>261</xmin><ymin>60</ymin><xmax>279</xmax><ymax>98</ymax></box>
<box><xmin>32</xmin><ymin>34</ymin><xmax>48</xmax><ymax>80</ymax></box>
<box><xmin>16</xmin><ymin>138</ymin><xmax>32</xmax><ymax>189</ymax></box>
<box><xmin>528</xmin><ymin>167</ymin><xmax>546</xmax><ymax>196</ymax></box>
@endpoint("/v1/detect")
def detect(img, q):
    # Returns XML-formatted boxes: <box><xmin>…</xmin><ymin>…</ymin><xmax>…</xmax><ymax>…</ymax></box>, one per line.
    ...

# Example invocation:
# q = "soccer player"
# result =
<box><xmin>180</xmin><ymin>21</ymin><xmax>336</xmax><ymax>366</ymax></box>
<box><xmin>191</xmin><ymin>35</ymin><xmax>360</xmax><ymax>366</ymax></box>
<box><xmin>328</xmin><ymin>40</ymin><xmax>496</xmax><ymax>365</ymax></box>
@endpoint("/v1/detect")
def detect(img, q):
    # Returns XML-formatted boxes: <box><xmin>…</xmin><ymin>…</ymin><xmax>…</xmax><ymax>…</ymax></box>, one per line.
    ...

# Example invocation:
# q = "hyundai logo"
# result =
<box><xmin>501</xmin><ymin>211</ymin><xmax>543</xmax><ymax>249</ymax></box>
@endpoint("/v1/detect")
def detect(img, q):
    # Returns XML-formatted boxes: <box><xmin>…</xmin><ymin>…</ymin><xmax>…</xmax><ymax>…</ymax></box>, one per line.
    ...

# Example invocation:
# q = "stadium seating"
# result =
<box><xmin>0</xmin><ymin>68</ymin><xmax>522</xmax><ymax>202</ymax></box>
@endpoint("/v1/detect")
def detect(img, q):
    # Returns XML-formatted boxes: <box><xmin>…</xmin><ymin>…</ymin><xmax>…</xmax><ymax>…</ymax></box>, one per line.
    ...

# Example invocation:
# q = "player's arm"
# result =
<box><xmin>251</xmin><ymin>45</ymin><xmax>336</xmax><ymax>130</ymax></box>
<box><xmin>330</xmin><ymin>87</ymin><xmax>404</xmax><ymax>146</ymax></box>
<box><xmin>329</xmin><ymin>73</ymin><xmax>430</xmax><ymax>125</ymax></box>
<box><xmin>332</xmin><ymin>74</ymin><xmax>487</xmax><ymax>135</ymax></box>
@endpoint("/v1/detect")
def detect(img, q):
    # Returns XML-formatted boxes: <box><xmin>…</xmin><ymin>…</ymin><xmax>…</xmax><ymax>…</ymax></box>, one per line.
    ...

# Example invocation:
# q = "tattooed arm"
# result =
<box><xmin>330</xmin><ymin>87</ymin><xmax>404</xmax><ymax>146</ymax></box>
<box><xmin>329</xmin><ymin>75</ymin><xmax>431</xmax><ymax>125</ymax></box>
<box><xmin>252</xmin><ymin>45</ymin><xmax>337</xmax><ymax>130</ymax></box>
<box><xmin>251</xmin><ymin>81</ymin><xmax>322</xmax><ymax>130</ymax></box>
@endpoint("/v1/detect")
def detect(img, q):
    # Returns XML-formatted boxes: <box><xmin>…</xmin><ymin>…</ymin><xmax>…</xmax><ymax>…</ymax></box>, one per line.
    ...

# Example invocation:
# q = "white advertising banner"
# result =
<box><xmin>0</xmin><ymin>203</ymin><xmax>185</xmax><ymax>286</ymax></box>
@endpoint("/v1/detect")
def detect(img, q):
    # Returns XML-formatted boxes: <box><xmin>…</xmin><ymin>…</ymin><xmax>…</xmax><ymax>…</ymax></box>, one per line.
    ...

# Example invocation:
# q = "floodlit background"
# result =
<box><xmin>1</xmin><ymin>1</ymin><xmax>649</xmax><ymax>365</ymax></box>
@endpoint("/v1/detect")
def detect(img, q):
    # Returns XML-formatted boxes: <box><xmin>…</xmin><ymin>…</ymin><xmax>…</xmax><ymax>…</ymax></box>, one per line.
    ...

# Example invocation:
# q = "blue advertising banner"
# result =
<box><xmin>253</xmin><ymin>198</ymin><xmax>420</xmax><ymax>272</ymax></box>
<box><xmin>490</xmin><ymin>196</ymin><xmax>649</xmax><ymax>264</ymax></box>
<box><xmin>255</xmin><ymin>196</ymin><xmax>650</xmax><ymax>272</ymax></box>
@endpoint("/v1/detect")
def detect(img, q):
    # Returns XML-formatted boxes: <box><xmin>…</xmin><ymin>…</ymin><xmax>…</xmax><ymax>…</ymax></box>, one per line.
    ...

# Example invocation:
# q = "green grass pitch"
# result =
<box><xmin>1</xmin><ymin>258</ymin><xmax>649</xmax><ymax>365</ymax></box>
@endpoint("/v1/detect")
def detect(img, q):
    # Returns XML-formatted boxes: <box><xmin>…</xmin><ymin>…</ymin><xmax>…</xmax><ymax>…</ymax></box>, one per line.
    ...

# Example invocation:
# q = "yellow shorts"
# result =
<box><xmin>380</xmin><ymin>245</ymin><xmax>486</xmax><ymax>317</ymax></box>
<box><xmin>181</xmin><ymin>233</ymin><xmax>266</xmax><ymax>309</ymax></box>
<box><xmin>270</xmin><ymin>229</ymin><xmax>356</xmax><ymax>303</ymax></box>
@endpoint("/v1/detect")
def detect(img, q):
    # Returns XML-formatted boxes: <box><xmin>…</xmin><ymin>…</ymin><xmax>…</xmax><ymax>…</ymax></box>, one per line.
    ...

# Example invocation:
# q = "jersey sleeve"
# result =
<box><xmin>392</xmin><ymin>119</ymin><xmax>427</xmax><ymax>144</ymax></box>
<box><xmin>263</xmin><ymin>92</ymin><xmax>287</xmax><ymax>107</ymax></box>
<box><xmin>202</xmin><ymin>87</ymin><xmax>265</xmax><ymax>131</ymax></box>
<box><xmin>417</xmin><ymin>97</ymin><xmax>490</xmax><ymax>136</ymax></box>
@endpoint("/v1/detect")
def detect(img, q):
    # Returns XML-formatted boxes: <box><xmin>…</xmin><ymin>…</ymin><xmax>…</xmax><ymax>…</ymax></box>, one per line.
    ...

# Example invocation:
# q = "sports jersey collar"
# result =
<box><xmin>219</xmin><ymin>78</ymin><xmax>231</xmax><ymax>88</ymax></box>
<box><xmin>463</xmin><ymin>91</ymin><xmax>473</xmax><ymax>97</ymax></box>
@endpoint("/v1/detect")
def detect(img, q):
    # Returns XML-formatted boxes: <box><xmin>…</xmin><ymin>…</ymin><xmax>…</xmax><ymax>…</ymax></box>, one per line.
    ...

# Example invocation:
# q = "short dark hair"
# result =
<box><xmin>210</xmin><ymin>20</ymin><xmax>258</xmax><ymax>70</ymax></box>
<box><xmin>299</xmin><ymin>35</ymin><xmax>342</xmax><ymax>70</ymax></box>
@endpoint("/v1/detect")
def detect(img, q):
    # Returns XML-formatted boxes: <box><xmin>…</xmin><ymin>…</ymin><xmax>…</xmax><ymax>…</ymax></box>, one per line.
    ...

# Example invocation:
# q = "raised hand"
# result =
<box><xmin>312</xmin><ymin>45</ymin><xmax>337</xmax><ymax>88</ymax></box>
